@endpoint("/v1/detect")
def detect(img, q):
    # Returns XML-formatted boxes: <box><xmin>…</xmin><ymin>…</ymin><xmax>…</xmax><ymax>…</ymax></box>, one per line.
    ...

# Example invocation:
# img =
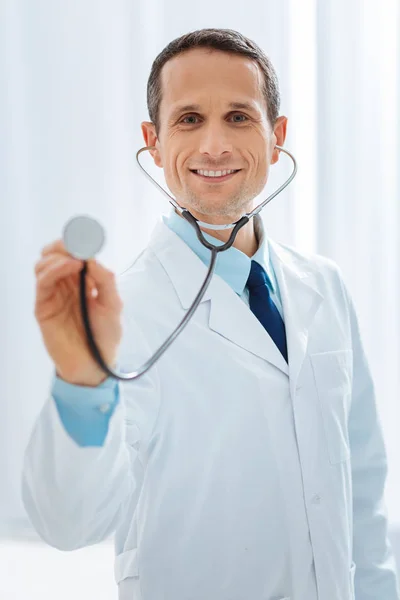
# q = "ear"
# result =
<box><xmin>270</xmin><ymin>116</ymin><xmax>288</xmax><ymax>165</ymax></box>
<box><xmin>141</xmin><ymin>121</ymin><xmax>163</xmax><ymax>167</ymax></box>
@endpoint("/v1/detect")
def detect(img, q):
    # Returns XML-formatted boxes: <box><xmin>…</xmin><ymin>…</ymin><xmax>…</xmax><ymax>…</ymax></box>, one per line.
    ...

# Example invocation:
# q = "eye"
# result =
<box><xmin>181</xmin><ymin>115</ymin><xmax>200</xmax><ymax>124</ymax></box>
<box><xmin>179</xmin><ymin>113</ymin><xmax>249</xmax><ymax>125</ymax></box>
<box><xmin>230</xmin><ymin>113</ymin><xmax>248</xmax><ymax>122</ymax></box>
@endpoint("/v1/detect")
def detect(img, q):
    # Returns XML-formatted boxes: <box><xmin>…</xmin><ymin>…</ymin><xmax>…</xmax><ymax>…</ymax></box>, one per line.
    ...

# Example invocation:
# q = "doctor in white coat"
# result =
<box><xmin>23</xmin><ymin>28</ymin><xmax>399</xmax><ymax>600</ymax></box>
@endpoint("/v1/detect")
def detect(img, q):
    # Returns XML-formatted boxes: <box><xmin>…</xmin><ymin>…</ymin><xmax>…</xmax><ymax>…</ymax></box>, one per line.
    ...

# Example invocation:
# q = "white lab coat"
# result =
<box><xmin>22</xmin><ymin>218</ymin><xmax>399</xmax><ymax>600</ymax></box>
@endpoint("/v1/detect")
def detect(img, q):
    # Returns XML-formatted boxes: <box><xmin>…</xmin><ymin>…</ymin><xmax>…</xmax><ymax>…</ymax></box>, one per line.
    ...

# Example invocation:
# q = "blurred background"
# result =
<box><xmin>1</xmin><ymin>0</ymin><xmax>399</xmax><ymax>598</ymax></box>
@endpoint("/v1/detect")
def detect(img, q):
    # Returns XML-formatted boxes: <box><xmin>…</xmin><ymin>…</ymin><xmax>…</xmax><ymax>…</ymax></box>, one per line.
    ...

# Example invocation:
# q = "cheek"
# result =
<box><xmin>161</xmin><ymin>153</ymin><xmax>186</xmax><ymax>193</ymax></box>
<box><xmin>163</xmin><ymin>146</ymin><xmax>182</xmax><ymax>179</ymax></box>
<box><xmin>242</xmin><ymin>130</ymin><xmax>269</xmax><ymax>167</ymax></box>
<box><xmin>247</xmin><ymin>147</ymin><xmax>269</xmax><ymax>190</ymax></box>
<box><xmin>257</xmin><ymin>146</ymin><xmax>270</xmax><ymax>178</ymax></box>
<box><xmin>159</xmin><ymin>149</ymin><xmax>176</xmax><ymax>179</ymax></box>
<box><xmin>244</xmin><ymin>148</ymin><xmax>266</xmax><ymax>176</ymax></box>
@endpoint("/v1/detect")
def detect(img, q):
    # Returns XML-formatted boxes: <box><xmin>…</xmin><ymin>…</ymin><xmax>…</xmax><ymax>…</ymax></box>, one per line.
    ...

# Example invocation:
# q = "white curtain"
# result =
<box><xmin>1</xmin><ymin>0</ymin><xmax>399</xmax><ymax>543</ymax></box>
<box><xmin>315</xmin><ymin>1</ymin><xmax>400</xmax><ymax>529</ymax></box>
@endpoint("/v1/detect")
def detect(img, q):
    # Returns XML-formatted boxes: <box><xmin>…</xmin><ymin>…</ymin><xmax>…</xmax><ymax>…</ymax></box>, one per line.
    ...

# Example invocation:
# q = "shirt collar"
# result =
<box><xmin>162</xmin><ymin>208</ymin><xmax>276</xmax><ymax>296</ymax></box>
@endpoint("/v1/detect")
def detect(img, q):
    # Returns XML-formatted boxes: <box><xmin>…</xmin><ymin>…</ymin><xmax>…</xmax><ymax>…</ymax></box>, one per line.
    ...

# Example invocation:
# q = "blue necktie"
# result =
<box><xmin>246</xmin><ymin>260</ymin><xmax>288</xmax><ymax>363</ymax></box>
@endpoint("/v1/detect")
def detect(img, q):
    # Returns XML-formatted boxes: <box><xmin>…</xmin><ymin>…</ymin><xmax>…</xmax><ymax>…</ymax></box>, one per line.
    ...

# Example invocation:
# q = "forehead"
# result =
<box><xmin>159</xmin><ymin>48</ymin><xmax>265</xmax><ymax>117</ymax></box>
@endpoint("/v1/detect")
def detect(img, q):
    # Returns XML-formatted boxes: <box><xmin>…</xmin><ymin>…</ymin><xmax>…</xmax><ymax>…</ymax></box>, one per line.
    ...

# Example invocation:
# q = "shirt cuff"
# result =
<box><xmin>51</xmin><ymin>371</ymin><xmax>120</xmax><ymax>447</ymax></box>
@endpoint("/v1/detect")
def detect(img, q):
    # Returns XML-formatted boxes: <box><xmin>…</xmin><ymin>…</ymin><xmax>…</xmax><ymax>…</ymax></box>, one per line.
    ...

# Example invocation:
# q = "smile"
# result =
<box><xmin>190</xmin><ymin>169</ymin><xmax>241</xmax><ymax>183</ymax></box>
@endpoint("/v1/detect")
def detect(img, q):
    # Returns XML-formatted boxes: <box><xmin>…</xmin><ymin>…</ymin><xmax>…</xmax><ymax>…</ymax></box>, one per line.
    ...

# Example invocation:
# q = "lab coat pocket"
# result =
<box><xmin>310</xmin><ymin>349</ymin><xmax>353</xmax><ymax>465</ymax></box>
<box><xmin>114</xmin><ymin>547</ymin><xmax>139</xmax><ymax>583</ymax></box>
<box><xmin>125</xmin><ymin>421</ymin><xmax>141</xmax><ymax>451</ymax></box>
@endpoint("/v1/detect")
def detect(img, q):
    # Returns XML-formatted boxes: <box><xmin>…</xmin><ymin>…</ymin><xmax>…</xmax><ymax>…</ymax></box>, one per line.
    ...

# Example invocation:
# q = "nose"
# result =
<box><xmin>198</xmin><ymin>122</ymin><xmax>233</xmax><ymax>159</ymax></box>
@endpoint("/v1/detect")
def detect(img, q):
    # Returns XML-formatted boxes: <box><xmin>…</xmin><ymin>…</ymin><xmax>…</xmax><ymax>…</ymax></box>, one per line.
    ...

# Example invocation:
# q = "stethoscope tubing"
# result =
<box><xmin>79</xmin><ymin>146</ymin><xmax>297</xmax><ymax>381</ymax></box>
<box><xmin>79</xmin><ymin>249</ymin><xmax>218</xmax><ymax>381</ymax></box>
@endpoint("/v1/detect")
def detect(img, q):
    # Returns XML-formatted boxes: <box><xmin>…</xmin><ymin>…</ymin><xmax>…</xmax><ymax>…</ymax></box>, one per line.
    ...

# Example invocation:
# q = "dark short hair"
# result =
<box><xmin>147</xmin><ymin>28</ymin><xmax>280</xmax><ymax>136</ymax></box>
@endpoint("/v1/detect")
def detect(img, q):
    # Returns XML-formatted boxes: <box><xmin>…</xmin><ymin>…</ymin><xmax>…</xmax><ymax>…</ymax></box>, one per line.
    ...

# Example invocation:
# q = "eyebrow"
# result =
<box><xmin>169</xmin><ymin>101</ymin><xmax>259</xmax><ymax>121</ymax></box>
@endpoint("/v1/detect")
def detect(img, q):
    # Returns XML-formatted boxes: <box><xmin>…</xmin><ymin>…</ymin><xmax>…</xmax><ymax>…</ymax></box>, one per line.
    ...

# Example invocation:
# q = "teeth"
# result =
<box><xmin>195</xmin><ymin>169</ymin><xmax>236</xmax><ymax>177</ymax></box>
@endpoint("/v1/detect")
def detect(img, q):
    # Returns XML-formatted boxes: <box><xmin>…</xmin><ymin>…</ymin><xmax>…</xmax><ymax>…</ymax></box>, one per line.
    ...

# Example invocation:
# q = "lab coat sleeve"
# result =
<box><xmin>21</xmin><ymin>378</ymin><xmax>132</xmax><ymax>550</ymax></box>
<box><xmin>342</xmin><ymin>276</ymin><xmax>400</xmax><ymax>599</ymax></box>
<box><xmin>21</xmin><ymin>311</ymin><xmax>161</xmax><ymax>551</ymax></box>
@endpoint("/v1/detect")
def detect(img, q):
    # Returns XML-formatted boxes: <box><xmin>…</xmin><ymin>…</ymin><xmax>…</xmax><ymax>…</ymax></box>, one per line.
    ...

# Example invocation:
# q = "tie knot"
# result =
<box><xmin>247</xmin><ymin>260</ymin><xmax>269</xmax><ymax>291</ymax></box>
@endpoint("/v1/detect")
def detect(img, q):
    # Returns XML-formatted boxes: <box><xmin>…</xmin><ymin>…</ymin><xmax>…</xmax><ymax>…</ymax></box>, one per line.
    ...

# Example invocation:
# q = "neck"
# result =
<box><xmin>201</xmin><ymin>218</ymin><xmax>258</xmax><ymax>257</ymax></box>
<box><xmin>175</xmin><ymin>208</ymin><xmax>258</xmax><ymax>257</ymax></box>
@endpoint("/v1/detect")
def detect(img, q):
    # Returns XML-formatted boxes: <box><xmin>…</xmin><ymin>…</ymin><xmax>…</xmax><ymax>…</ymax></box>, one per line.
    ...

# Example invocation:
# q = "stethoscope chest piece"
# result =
<box><xmin>63</xmin><ymin>215</ymin><xmax>105</xmax><ymax>260</ymax></box>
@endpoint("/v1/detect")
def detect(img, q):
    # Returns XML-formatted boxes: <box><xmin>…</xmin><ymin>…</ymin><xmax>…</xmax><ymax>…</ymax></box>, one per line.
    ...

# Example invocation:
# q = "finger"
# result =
<box><xmin>35</xmin><ymin>253</ymin><xmax>83</xmax><ymax>276</ymax></box>
<box><xmin>36</xmin><ymin>257</ymin><xmax>85</xmax><ymax>294</ymax></box>
<box><xmin>54</xmin><ymin>280</ymin><xmax>98</xmax><ymax>311</ymax></box>
<box><xmin>67</xmin><ymin>272</ymin><xmax>99</xmax><ymax>299</ymax></box>
<box><xmin>36</xmin><ymin>256</ymin><xmax>98</xmax><ymax>306</ymax></box>
<box><xmin>58</xmin><ymin>270</ymin><xmax>98</xmax><ymax>297</ymax></box>
<box><xmin>40</xmin><ymin>239</ymin><xmax>69</xmax><ymax>258</ymax></box>
<box><xmin>86</xmin><ymin>259</ymin><xmax>122</xmax><ymax>308</ymax></box>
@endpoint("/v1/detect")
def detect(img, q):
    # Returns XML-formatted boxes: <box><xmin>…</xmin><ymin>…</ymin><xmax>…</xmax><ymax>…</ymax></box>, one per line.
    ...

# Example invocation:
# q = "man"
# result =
<box><xmin>23</xmin><ymin>28</ymin><xmax>399</xmax><ymax>600</ymax></box>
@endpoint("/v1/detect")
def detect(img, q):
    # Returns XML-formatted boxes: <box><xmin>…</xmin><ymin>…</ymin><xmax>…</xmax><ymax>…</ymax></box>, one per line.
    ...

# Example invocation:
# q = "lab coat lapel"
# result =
<box><xmin>149</xmin><ymin>222</ymin><xmax>288</xmax><ymax>374</ymax></box>
<box><xmin>148</xmin><ymin>220</ymin><xmax>289</xmax><ymax>375</ymax></box>
<box><xmin>148</xmin><ymin>220</ymin><xmax>324</xmax><ymax>382</ymax></box>
<box><xmin>207</xmin><ymin>278</ymin><xmax>289</xmax><ymax>375</ymax></box>
<box><xmin>268</xmin><ymin>239</ymin><xmax>324</xmax><ymax>397</ymax></box>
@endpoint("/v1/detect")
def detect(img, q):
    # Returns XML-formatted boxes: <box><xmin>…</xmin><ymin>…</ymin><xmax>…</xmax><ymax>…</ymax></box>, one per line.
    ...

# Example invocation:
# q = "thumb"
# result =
<box><xmin>85</xmin><ymin>259</ymin><xmax>121</xmax><ymax>308</ymax></box>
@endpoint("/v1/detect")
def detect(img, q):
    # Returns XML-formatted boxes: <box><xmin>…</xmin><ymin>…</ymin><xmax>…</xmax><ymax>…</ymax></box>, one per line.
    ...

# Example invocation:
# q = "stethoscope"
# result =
<box><xmin>62</xmin><ymin>144</ymin><xmax>297</xmax><ymax>382</ymax></box>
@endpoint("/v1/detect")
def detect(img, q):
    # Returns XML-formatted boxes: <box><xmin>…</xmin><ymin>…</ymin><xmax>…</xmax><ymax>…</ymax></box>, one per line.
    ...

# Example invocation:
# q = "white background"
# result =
<box><xmin>1</xmin><ymin>0</ymin><xmax>399</xmax><ymax>597</ymax></box>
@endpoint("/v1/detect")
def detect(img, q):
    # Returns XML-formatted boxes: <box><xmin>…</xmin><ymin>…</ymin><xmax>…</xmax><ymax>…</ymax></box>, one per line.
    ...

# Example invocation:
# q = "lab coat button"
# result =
<box><xmin>99</xmin><ymin>403</ymin><xmax>111</xmax><ymax>414</ymax></box>
<box><xmin>311</xmin><ymin>494</ymin><xmax>321</xmax><ymax>504</ymax></box>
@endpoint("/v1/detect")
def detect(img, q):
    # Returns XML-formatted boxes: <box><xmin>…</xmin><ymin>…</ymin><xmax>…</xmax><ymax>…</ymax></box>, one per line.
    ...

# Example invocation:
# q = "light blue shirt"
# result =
<box><xmin>163</xmin><ymin>209</ymin><xmax>283</xmax><ymax>316</ymax></box>
<box><xmin>52</xmin><ymin>210</ymin><xmax>283</xmax><ymax>446</ymax></box>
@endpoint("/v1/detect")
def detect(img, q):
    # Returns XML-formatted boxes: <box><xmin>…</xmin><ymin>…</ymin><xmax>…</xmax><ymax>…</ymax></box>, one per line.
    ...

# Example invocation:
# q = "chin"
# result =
<box><xmin>188</xmin><ymin>202</ymin><xmax>250</xmax><ymax>223</ymax></box>
<box><xmin>195</xmin><ymin>193</ymin><xmax>249</xmax><ymax>214</ymax></box>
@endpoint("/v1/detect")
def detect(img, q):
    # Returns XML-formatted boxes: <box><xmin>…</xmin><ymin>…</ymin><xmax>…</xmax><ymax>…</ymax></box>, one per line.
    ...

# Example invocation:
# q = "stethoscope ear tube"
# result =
<box><xmin>66</xmin><ymin>146</ymin><xmax>297</xmax><ymax>381</ymax></box>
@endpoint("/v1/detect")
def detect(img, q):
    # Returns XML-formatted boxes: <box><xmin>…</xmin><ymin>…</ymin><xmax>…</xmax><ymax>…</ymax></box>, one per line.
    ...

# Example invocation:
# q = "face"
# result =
<box><xmin>142</xmin><ymin>48</ymin><xmax>287</xmax><ymax>224</ymax></box>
